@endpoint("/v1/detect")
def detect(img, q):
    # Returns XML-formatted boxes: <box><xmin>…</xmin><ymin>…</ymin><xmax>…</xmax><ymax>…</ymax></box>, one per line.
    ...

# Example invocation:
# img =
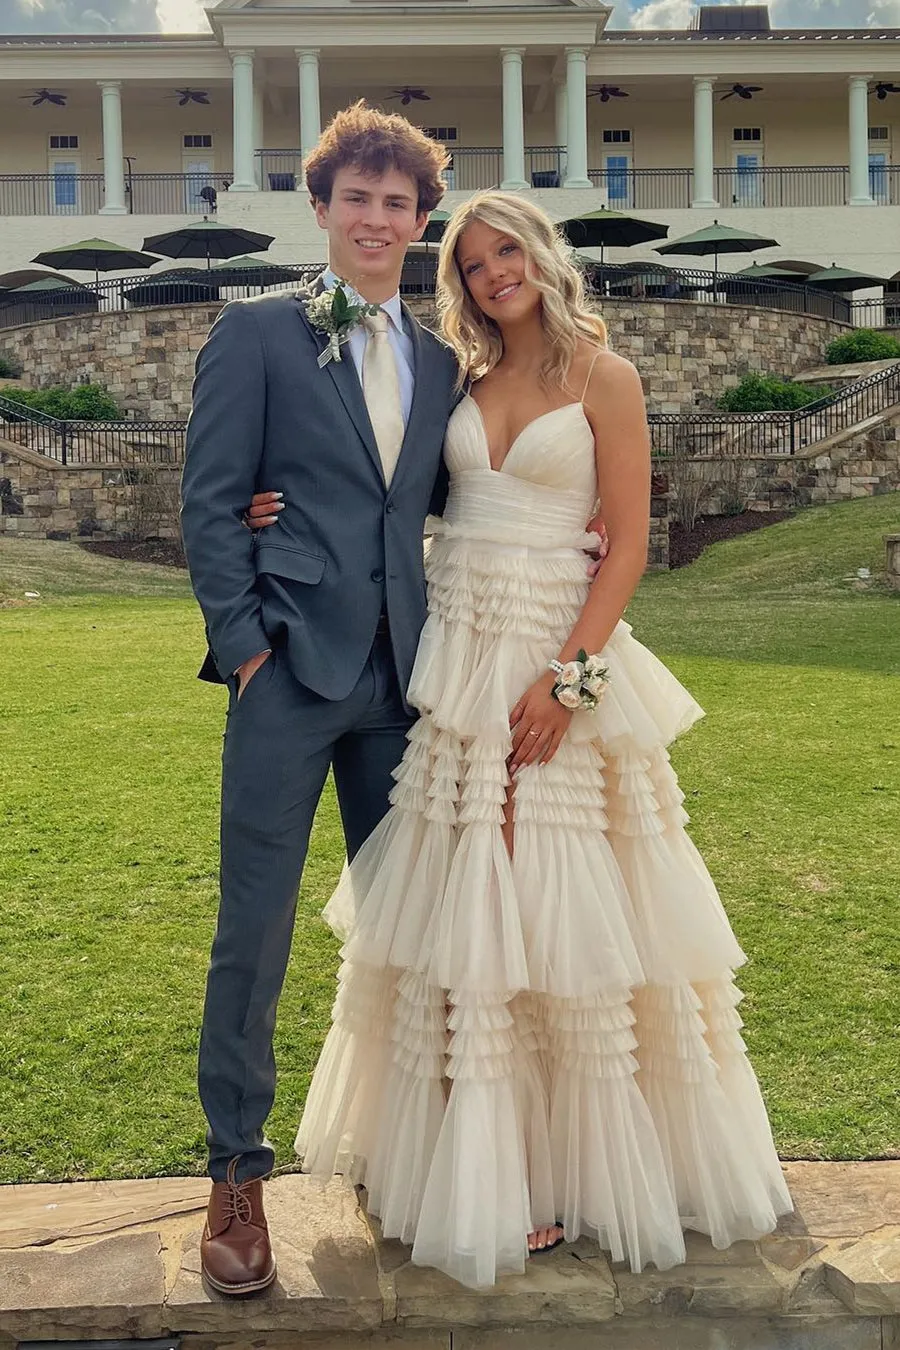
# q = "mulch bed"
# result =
<box><xmin>79</xmin><ymin>512</ymin><xmax>793</xmax><ymax>575</ymax></box>
<box><xmin>669</xmin><ymin>511</ymin><xmax>794</xmax><ymax>570</ymax></box>
<box><xmin>80</xmin><ymin>539</ymin><xmax>187</xmax><ymax>569</ymax></box>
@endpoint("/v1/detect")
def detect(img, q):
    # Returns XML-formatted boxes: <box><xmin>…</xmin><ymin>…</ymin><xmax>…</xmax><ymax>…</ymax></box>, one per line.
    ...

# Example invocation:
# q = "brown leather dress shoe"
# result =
<box><xmin>200</xmin><ymin>1157</ymin><xmax>277</xmax><ymax>1296</ymax></box>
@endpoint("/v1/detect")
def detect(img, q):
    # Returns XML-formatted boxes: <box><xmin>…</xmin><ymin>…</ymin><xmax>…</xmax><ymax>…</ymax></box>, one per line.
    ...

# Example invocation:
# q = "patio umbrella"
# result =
<box><xmin>730</xmin><ymin>263</ymin><xmax>809</xmax><ymax>281</ymax></box>
<box><xmin>804</xmin><ymin>263</ymin><xmax>887</xmax><ymax>292</ymax></box>
<box><xmin>211</xmin><ymin>256</ymin><xmax>302</xmax><ymax>287</ymax></box>
<box><xmin>143</xmin><ymin>217</ymin><xmax>275</xmax><ymax>270</ymax></box>
<box><xmin>122</xmin><ymin>267</ymin><xmax>222</xmax><ymax>307</ymax></box>
<box><xmin>656</xmin><ymin>219</ymin><xmax>779</xmax><ymax>286</ymax></box>
<box><xmin>30</xmin><ymin>238</ymin><xmax>160</xmax><ymax>289</ymax></box>
<box><xmin>558</xmin><ymin>207</ymin><xmax>669</xmax><ymax>268</ymax></box>
<box><xmin>421</xmin><ymin>210</ymin><xmax>450</xmax><ymax>245</ymax></box>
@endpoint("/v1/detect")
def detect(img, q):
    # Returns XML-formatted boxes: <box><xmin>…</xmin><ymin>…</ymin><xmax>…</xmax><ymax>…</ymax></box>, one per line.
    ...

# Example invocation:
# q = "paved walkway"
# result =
<box><xmin>1</xmin><ymin>1162</ymin><xmax>898</xmax><ymax>1350</ymax></box>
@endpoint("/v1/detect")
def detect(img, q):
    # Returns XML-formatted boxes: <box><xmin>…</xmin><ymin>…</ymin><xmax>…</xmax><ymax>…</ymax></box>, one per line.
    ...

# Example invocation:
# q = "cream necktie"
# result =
<box><xmin>361</xmin><ymin>310</ymin><xmax>405</xmax><ymax>487</ymax></box>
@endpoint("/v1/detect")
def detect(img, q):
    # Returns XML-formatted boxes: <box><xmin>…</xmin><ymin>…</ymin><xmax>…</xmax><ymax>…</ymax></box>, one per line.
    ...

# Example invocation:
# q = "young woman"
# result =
<box><xmin>247</xmin><ymin>191</ymin><xmax>791</xmax><ymax>1289</ymax></box>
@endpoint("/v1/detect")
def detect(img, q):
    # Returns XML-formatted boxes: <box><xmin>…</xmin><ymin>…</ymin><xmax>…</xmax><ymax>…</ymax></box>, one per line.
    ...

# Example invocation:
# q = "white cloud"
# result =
<box><xmin>155</xmin><ymin>0</ymin><xmax>208</xmax><ymax>31</ymax></box>
<box><xmin>628</xmin><ymin>0</ymin><xmax>694</xmax><ymax>26</ymax></box>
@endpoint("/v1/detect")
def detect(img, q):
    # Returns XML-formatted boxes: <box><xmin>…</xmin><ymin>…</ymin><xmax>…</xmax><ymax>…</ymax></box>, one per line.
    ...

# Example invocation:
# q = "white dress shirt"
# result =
<box><xmin>322</xmin><ymin>268</ymin><xmax>415</xmax><ymax>425</ymax></box>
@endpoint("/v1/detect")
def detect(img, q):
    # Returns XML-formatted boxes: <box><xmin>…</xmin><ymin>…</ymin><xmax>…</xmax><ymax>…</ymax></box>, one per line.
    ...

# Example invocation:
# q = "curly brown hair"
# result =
<box><xmin>304</xmin><ymin>100</ymin><xmax>449</xmax><ymax>214</ymax></box>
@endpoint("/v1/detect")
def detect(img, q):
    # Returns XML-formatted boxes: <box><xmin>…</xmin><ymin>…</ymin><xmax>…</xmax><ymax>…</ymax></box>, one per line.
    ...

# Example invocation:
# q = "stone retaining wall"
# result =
<box><xmin>0</xmin><ymin>298</ymin><xmax>848</xmax><ymax>419</ymax></box>
<box><xmin>0</xmin><ymin>443</ymin><xmax>181</xmax><ymax>542</ymax></box>
<box><xmin>670</xmin><ymin>407</ymin><xmax>900</xmax><ymax>519</ymax></box>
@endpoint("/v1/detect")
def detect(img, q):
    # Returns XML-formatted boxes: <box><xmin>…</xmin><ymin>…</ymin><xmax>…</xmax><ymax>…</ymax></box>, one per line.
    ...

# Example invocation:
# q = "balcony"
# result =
<box><xmin>2</xmin><ymin>160</ymin><xmax>899</xmax><ymax>219</ymax></box>
<box><xmin>0</xmin><ymin>171</ymin><xmax>234</xmax><ymax>218</ymax></box>
<box><xmin>256</xmin><ymin>147</ymin><xmax>567</xmax><ymax>194</ymax></box>
<box><xmin>589</xmin><ymin>165</ymin><xmax>900</xmax><ymax>211</ymax></box>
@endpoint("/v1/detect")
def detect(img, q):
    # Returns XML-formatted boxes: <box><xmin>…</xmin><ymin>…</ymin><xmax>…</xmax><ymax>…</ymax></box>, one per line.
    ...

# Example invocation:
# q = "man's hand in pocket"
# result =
<box><xmin>235</xmin><ymin>649</ymin><xmax>271</xmax><ymax>699</ymax></box>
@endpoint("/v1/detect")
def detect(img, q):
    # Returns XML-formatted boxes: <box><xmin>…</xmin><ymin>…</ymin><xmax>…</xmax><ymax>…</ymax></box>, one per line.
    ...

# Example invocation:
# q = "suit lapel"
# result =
<box><xmin>391</xmin><ymin>304</ymin><xmax>432</xmax><ymax>488</ymax></box>
<box><xmin>294</xmin><ymin>282</ymin><xmax>384</xmax><ymax>485</ymax></box>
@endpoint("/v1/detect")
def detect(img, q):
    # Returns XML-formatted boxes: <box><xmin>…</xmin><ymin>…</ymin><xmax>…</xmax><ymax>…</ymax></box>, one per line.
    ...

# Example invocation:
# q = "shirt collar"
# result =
<box><xmin>322</xmin><ymin>268</ymin><xmax>403</xmax><ymax>333</ymax></box>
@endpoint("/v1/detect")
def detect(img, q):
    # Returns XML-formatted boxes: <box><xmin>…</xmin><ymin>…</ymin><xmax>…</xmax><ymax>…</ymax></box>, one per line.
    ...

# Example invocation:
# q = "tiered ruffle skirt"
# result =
<box><xmin>296</xmin><ymin>531</ymin><xmax>792</xmax><ymax>1289</ymax></box>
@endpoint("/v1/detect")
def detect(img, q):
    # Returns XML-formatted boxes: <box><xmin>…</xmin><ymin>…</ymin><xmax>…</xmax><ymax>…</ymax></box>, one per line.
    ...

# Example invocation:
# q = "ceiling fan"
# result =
<box><xmin>387</xmin><ymin>87</ymin><xmax>430</xmax><ymax>105</ymax></box>
<box><xmin>720</xmin><ymin>83</ymin><xmax>763</xmax><ymax>101</ymax></box>
<box><xmin>873</xmin><ymin>82</ymin><xmax>900</xmax><ymax>100</ymax></box>
<box><xmin>172</xmin><ymin>88</ymin><xmax>211</xmax><ymax>106</ymax></box>
<box><xmin>588</xmin><ymin>85</ymin><xmax>629</xmax><ymax>102</ymax></box>
<box><xmin>20</xmin><ymin>89</ymin><xmax>67</xmax><ymax>107</ymax></box>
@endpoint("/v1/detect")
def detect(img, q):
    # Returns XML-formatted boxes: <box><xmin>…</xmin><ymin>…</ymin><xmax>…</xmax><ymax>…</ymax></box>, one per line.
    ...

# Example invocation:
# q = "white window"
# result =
<box><xmin>869</xmin><ymin>126</ymin><xmax>889</xmax><ymax>142</ymax></box>
<box><xmin>733</xmin><ymin>127</ymin><xmax>762</xmax><ymax>142</ymax></box>
<box><xmin>423</xmin><ymin>127</ymin><xmax>458</xmax><ymax>142</ymax></box>
<box><xmin>602</xmin><ymin>129</ymin><xmax>632</xmax><ymax>145</ymax></box>
<box><xmin>183</xmin><ymin>134</ymin><xmax>213</xmax><ymax>150</ymax></box>
<box><xmin>49</xmin><ymin>134</ymin><xmax>79</xmax><ymax>150</ymax></box>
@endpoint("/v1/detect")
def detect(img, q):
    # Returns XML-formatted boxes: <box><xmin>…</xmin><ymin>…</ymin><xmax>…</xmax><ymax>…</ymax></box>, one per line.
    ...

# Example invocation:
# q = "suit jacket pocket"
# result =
<box><xmin>255</xmin><ymin>543</ymin><xmax>326</xmax><ymax>585</ymax></box>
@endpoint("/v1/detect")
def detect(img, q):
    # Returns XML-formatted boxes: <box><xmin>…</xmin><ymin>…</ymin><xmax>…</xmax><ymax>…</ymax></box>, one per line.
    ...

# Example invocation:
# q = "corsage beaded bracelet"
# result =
<box><xmin>548</xmin><ymin>650</ymin><xmax>611</xmax><ymax>711</ymax></box>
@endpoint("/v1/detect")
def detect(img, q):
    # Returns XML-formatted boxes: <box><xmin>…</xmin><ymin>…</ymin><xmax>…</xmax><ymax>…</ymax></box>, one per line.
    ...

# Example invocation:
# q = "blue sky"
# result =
<box><xmin>0</xmin><ymin>0</ymin><xmax>897</xmax><ymax>34</ymax></box>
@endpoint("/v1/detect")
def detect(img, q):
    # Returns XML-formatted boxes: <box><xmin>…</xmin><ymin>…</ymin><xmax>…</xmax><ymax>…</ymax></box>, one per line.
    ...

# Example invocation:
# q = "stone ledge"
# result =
<box><xmin>0</xmin><ymin>1164</ymin><xmax>897</xmax><ymax>1343</ymax></box>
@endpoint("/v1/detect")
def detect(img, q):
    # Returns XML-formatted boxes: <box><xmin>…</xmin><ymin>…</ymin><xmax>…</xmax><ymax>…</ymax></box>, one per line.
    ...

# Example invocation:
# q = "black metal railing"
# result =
<box><xmin>5</xmin><ymin>361</ymin><xmax>898</xmax><ymax>470</ymax></box>
<box><xmin>255</xmin><ymin>147</ymin><xmax>566</xmax><ymax>194</ymax></box>
<box><xmin>0</xmin><ymin>172</ymin><xmax>105</xmax><ymax>217</ymax></box>
<box><xmin>0</xmin><ymin>394</ymin><xmax>186</xmax><ymax>466</ymax></box>
<box><xmin>1</xmin><ymin>257</ymin><xmax>878</xmax><ymax>332</ymax></box>
<box><xmin>586</xmin><ymin>262</ymin><xmax>855</xmax><ymax>323</ymax></box>
<box><xmin>586</xmin><ymin>163</ymin><xmax>900</xmax><ymax>211</ymax></box>
<box><xmin>648</xmin><ymin>361</ymin><xmax>900</xmax><ymax>458</ymax></box>
<box><xmin>127</xmin><ymin>172</ymin><xmax>234</xmax><ymax>216</ymax></box>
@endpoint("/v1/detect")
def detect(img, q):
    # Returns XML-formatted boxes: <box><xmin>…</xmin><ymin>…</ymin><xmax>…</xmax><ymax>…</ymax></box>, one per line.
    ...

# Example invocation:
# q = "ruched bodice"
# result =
<box><xmin>296</xmin><ymin>391</ymin><xmax>792</xmax><ymax>1291</ymax></box>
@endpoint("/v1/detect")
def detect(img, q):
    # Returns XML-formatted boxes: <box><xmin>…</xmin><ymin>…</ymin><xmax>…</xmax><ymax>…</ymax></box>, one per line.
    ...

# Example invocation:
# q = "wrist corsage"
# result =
<box><xmin>549</xmin><ymin>650</ymin><xmax>610</xmax><ymax>711</ymax></box>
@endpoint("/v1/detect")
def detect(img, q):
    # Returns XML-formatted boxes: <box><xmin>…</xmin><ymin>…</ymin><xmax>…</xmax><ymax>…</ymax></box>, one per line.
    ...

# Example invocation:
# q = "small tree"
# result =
<box><xmin>717</xmin><ymin>374</ymin><xmax>831</xmax><ymax>413</ymax></box>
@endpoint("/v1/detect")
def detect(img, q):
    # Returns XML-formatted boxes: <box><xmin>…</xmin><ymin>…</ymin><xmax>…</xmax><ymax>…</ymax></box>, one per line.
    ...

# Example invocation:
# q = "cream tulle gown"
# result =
<box><xmin>295</xmin><ymin>388</ymin><xmax>792</xmax><ymax>1289</ymax></box>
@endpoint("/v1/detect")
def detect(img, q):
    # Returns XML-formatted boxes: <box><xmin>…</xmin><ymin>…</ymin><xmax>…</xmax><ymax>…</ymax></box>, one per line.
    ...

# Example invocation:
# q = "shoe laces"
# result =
<box><xmin>222</xmin><ymin>1156</ymin><xmax>256</xmax><ymax>1225</ymax></box>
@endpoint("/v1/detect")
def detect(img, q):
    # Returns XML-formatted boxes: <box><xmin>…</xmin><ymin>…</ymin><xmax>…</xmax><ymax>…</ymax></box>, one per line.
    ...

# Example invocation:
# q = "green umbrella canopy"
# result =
<box><xmin>143</xmin><ymin>218</ymin><xmax>275</xmax><ymax>269</ymax></box>
<box><xmin>31</xmin><ymin>238</ymin><xmax>160</xmax><ymax>287</ymax></box>
<box><xmin>656</xmin><ymin>219</ymin><xmax>779</xmax><ymax>282</ymax></box>
<box><xmin>12</xmin><ymin>275</ymin><xmax>91</xmax><ymax>292</ymax></box>
<box><xmin>559</xmin><ymin>208</ymin><xmax>669</xmax><ymax>266</ymax></box>
<box><xmin>804</xmin><ymin>263</ymin><xmax>886</xmax><ymax>292</ymax></box>
<box><xmin>731</xmin><ymin>263</ymin><xmax>809</xmax><ymax>281</ymax></box>
<box><xmin>211</xmin><ymin>255</ymin><xmax>302</xmax><ymax>285</ymax></box>
<box><xmin>421</xmin><ymin>210</ymin><xmax>450</xmax><ymax>245</ymax></box>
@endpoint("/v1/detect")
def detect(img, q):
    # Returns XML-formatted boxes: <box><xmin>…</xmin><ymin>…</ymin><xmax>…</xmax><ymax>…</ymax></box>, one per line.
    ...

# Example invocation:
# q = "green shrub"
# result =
<box><xmin>716</xmin><ymin>373</ymin><xmax>833</xmax><ymax>413</ymax></box>
<box><xmin>824</xmin><ymin>329</ymin><xmax>900</xmax><ymax>365</ymax></box>
<box><xmin>0</xmin><ymin>354</ymin><xmax>22</xmax><ymax>379</ymax></box>
<box><xmin>2</xmin><ymin>383</ymin><xmax>122</xmax><ymax>420</ymax></box>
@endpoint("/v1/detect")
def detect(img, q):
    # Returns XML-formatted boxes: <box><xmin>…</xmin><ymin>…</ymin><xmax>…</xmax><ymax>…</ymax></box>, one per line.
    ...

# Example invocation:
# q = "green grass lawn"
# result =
<box><xmin>0</xmin><ymin>495</ymin><xmax>898</xmax><ymax>1183</ymax></box>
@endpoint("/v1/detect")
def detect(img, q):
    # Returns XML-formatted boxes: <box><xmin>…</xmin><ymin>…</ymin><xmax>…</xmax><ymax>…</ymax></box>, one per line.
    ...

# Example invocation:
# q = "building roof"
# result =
<box><xmin>600</xmin><ymin>28</ymin><xmax>900</xmax><ymax>39</ymax></box>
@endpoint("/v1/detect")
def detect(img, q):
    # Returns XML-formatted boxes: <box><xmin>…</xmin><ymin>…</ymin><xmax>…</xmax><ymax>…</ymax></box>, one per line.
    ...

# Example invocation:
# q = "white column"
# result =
<box><xmin>297</xmin><ymin>49</ymin><xmax>322</xmax><ymax>169</ymax></box>
<box><xmin>253</xmin><ymin>80</ymin><xmax>265</xmax><ymax>188</ymax></box>
<box><xmin>849</xmin><ymin>75</ymin><xmax>875</xmax><ymax>206</ymax></box>
<box><xmin>500</xmin><ymin>47</ymin><xmax>528</xmax><ymax>191</ymax></box>
<box><xmin>554</xmin><ymin>80</ymin><xmax>568</xmax><ymax>182</ymax></box>
<box><xmin>230</xmin><ymin>49</ymin><xmax>258</xmax><ymax>192</ymax></box>
<box><xmin>98</xmin><ymin>81</ymin><xmax>127</xmax><ymax>215</ymax></box>
<box><xmin>691</xmin><ymin>76</ymin><xmax>718</xmax><ymax>208</ymax></box>
<box><xmin>563</xmin><ymin>47</ymin><xmax>592</xmax><ymax>189</ymax></box>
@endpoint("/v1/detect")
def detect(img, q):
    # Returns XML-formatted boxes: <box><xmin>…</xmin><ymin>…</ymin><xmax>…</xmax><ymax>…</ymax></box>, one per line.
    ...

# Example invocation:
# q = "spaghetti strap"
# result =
<box><xmin>581</xmin><ymin>348</ymin><xmax>603</xmax><ymax>402</ymax></box>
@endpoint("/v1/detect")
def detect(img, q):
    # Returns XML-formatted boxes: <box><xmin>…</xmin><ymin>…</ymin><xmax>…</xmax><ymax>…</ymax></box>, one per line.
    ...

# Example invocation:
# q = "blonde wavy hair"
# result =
<box><xmin>436</xmin><ymin>190</ymin><xmax>607</xmax><ymax>393</ymax></box>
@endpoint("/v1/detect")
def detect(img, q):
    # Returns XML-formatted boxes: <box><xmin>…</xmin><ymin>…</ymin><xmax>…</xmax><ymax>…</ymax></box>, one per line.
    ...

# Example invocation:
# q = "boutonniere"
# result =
<box><xmin>304</xmin><ymin>281</ymin><xmax>381</xmax><ymax>368</ymax></box>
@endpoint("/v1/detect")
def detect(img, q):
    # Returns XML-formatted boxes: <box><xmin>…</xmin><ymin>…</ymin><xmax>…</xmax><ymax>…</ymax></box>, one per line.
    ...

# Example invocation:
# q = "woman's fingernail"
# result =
<box><xmin>273</xmin><ymin>491</ymin><xmax>284</xmax><ymax>499</ymax></box>
<box><xmin>274</xmin><ymin>502</ymin><xmax>285</xmax><ymax>511</ymax></box>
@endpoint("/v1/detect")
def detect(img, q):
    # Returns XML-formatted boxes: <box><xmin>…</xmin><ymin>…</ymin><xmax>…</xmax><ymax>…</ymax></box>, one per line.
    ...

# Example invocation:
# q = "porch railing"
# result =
<box><xmin>587</xmin><ymin>164</ymin><xmax>900</xmax><ymax>211</ymax></box>
<box><xmin>255</xmin><ymin>147</ymin><xmax>566</xmax><ymax>194</ymax></box>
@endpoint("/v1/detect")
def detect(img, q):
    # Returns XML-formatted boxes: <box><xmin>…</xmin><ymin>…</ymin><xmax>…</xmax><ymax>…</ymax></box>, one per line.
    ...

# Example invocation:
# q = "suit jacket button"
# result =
<box><xmin>371</xmin><ymin>569</ymin><xmax>385</xmax><ymax>583</ymax></box>
<box><xmin>385</xmin><ymin>503</ymin><xmax>396</xmax><ymax>514</ymax></box>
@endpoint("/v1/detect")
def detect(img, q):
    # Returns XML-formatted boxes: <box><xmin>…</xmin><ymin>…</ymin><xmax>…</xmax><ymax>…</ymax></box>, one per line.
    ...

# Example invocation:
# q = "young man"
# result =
<box><xmin>180</xmin><ymin>103</ymin><xmax>457</xmax><ymax>1296</ymax></box>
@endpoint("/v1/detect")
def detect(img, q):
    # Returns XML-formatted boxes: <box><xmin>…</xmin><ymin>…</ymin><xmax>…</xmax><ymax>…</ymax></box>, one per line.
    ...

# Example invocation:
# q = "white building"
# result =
<box><xmin>0</xmin><ymin>0</ymin><xmax>899</xmax><ymax>279</ymax></box>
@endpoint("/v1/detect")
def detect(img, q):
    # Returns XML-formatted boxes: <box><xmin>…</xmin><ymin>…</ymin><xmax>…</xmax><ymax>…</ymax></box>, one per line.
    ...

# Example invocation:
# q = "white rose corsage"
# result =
<box><xmin>303</xmin><ymin>280</ymin><xmax>380</xmax><ymax>367</ymax></box>
<box><xmin>549</xmin><ymin>650</ymin><xmax>610</xmax><ymax>711</ymax></box>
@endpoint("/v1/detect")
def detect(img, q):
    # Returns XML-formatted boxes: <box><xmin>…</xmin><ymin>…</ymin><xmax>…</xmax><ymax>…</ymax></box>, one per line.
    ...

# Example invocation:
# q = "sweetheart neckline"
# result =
<box><xmin>463</xmin><ymin>394</ymin><xmax>590</xmax><ymax>475</ymax></box>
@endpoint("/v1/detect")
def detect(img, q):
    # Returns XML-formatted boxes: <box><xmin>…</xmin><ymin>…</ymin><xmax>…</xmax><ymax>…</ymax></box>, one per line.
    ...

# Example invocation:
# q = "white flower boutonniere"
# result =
<box><xmin>304</xmin><ymin>280</ymin><xmax>381</xmax><ymax>368</ymax></box>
